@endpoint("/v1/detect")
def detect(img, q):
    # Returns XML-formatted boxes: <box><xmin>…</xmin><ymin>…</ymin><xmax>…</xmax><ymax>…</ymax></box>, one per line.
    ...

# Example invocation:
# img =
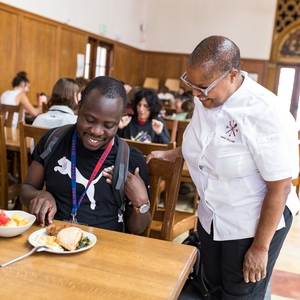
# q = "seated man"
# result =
<box><xmin>20</xmin><ymin>76</ymin><xmax>151</xmax><ymax>234</ymax></box>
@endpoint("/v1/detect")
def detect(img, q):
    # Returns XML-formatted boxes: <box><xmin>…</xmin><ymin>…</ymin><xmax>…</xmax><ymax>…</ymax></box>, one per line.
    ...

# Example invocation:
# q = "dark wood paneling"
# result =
<box><xmin>0</xmin><ymin>2</ymin><xmax>271</xmax><ymax>103</ymax></box>
<box><xmin>59</xmin><ymin>28</ymin><xmax>87</xmax><ymax>78</ymax></box>
<box><xmin>240</xmin><ymin>59</ymin><xmax>269</xmax><ymax>87</ymax></box>
<box><xmin>0</xmin><ymin>9</ymin><xmax>19</xmax><ymax>95</ymax></box>
<box><xmin>19</xmin><ymin>16</ymin><xmax>58</xmax><ymax>104</ymax></box>
<box><xmin>112</xmin><ymin>44</ymin><xmax>143</xmax><ymax>87</ymax></box>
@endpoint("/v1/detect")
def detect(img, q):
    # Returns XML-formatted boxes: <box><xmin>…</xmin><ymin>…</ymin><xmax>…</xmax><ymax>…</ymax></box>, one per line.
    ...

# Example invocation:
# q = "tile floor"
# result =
<box><xmin>174</xmin><ymin>190</ymin><xmax>300</xmax><ymax>300</ymax></box>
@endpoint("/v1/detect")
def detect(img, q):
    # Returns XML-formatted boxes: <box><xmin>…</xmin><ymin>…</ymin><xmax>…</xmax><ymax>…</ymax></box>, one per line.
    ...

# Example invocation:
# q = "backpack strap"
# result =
<box><xmin>112</xmin><ymin>136</ymin><xmax>130</xmax><ymax>231</ymax></box>
<box><xmin>40</xmin><ymin>124</ymin><xmax>73</xmax><ymax>159</ymax></box>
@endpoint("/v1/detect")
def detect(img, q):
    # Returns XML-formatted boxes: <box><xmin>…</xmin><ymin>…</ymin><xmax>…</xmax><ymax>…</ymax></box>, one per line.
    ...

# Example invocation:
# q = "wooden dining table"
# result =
<box><xmin>0</xmin><ymin>220</ymin><xmax>197</xmax><ymax>300</ymax></box>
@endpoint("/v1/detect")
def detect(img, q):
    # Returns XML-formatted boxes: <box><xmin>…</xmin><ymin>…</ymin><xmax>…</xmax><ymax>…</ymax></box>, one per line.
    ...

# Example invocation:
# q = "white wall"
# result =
<box><xmin>2</xmin><ymin>0</ymin><xmax>277</xmax><ymax>59</ymax></box>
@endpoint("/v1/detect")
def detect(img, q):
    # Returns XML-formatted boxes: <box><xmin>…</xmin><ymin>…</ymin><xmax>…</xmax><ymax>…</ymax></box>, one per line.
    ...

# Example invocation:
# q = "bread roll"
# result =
<box><xmin>56</xmin><ymin>227</ymin><xmax>83</xmax><ymax>251</ymax></box>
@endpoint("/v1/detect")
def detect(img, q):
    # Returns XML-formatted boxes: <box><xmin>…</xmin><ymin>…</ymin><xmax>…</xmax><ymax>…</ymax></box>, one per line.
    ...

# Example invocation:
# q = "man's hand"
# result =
<box><xmin>125</xmin><ymin>167</ymin><xmax>149</xmax><ymax>207</ymax></box>
<box><xmin>29</xmin><ymin>191</ymin><xmax>57</xmax><ymax>227</ymax></box>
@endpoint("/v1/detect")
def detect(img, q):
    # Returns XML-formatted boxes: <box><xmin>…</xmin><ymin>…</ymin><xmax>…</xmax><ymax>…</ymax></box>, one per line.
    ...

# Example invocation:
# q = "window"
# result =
<box><xmin>84</xmin><ymin>38</ymin><xmax>113</xmax><ymax>79</ymax></box>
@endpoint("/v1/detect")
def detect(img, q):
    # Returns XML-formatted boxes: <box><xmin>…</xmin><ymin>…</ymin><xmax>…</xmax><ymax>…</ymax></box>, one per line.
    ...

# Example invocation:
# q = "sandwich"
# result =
<box><xmin>56</xmin><ymin>227</ymin><xmax>83</xmax><ymax>251</ymax></box>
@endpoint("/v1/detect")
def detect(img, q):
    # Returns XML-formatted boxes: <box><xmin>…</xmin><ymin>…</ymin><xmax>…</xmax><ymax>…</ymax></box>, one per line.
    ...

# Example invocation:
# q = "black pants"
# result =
<box><xmin>197</xmin><ymin>206</ymin><xmax>293</xmax><ymax>300</ymax></box>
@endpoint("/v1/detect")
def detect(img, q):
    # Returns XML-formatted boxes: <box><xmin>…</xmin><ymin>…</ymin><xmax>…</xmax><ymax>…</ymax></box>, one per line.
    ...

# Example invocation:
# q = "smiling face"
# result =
<box><xmin>186</xmin><ymin>65</ymin><xmax>239</xmax><ymax>109</ymax></box>
<box><xmin>137</xmin><ymin>98</ymin><xmax>151</xmax><ymax>121</ymax></box>
<box><xmin>76</xmin><ymin>89</ymin><xmax>123</xmax><ymax>151</ymax></box>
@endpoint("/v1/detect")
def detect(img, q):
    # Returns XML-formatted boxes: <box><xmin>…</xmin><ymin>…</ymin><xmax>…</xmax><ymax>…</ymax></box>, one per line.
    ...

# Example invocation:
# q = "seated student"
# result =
<box><xmin>171</xmin><ymin>99</ymin><xmax>195</xmax><ymax>121</ymax></box>
<box><xmin>20</xmin><ymin>76</ymin><xmax>151</xmax><ymax>234</ymax></box>
<box><xmin>117</xmin><ymin>88</ymin><xmax>171</xmax><ymax>144</ymax></box>
<box><xmin>75</xmin><ymin>77</ymin><xmax>90</xmax><ymax>101</ymax></box>
<box><xmin>157</xmin><ymin>85</ymin><xmax>175</xmax><ymax>104</ymax></box>
<box><xmin>0</xmin><ymin>71</ymin><xmax>42</xmax><ymax>128</ymax></box>
<box><xmin>33</xmin><ymin>78</ymin><xmax>79</xmax><ymax>128</ymax></box>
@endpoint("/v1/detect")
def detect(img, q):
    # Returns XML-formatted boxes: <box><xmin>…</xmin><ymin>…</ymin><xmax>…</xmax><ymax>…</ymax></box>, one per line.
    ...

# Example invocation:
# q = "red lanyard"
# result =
<box><xmin>70</xmin><ymin>130</ymin><xmax>113</xmax><ymax>222</ymax></box>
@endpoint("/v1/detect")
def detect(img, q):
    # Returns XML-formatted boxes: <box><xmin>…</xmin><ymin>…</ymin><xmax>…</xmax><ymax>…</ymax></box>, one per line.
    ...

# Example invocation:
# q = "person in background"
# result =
<box><xmin>171</xmin><ymin>99</ymin><xmax>195</xmax><ymax>121</ymax></box>
<box><xmin>157</xmin><ymin>85</ymin><xmax>175</xmax><ymax>104</ymax></box>
<box><xmin>75</xmin><ymin>77</ymin><xmax>90</xmax><ymax>101</ymax></box>
<box><xmin>33</xmin><ymin>78</ymin><xmax>79</xmax><ymax>128</ymax></box>
<box><xmin>117</xmin><ymin>88</ymin><xmax>171</xmax><ymax>144</ymax></box>
<box><xmin>170</xmin><ymin>93</ymin><xmax>194</xmax><ymax>121</ymax></box>
<box><xmin>176</xmin><ymin>86</ymin><xmax>186</xmax><ymax>96</ymax></box>
<box><xmin>20</xmin><ymin>76</ymin><xmax>151</xmax><ymax>233</ymax></box>
<box><xmin>0</xmin><ymin>71</ymin><xmax>42</xmax><ymax>128</ymax></box>
<box><xmin>146</xmin><ymin>35</ymin><xmax>299</xmax><ymax>299</ymax></box>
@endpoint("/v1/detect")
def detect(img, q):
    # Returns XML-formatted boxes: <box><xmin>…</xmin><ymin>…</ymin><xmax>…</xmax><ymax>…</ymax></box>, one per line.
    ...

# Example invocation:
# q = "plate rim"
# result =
<box><xmin>28</xmin><ymin>228</ymin><xmax>97</xmax><ymax>254</ymax></box>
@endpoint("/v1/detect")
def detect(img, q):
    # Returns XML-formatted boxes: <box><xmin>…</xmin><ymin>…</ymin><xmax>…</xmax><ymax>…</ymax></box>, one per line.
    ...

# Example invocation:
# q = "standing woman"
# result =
<box><xmin>117</xmin><ymin>88</ymin><xmax>170</xmax><ymax>144</ymax></box>
<box><xmin>147</xmin><ymin>36</ymin><xmax>299</xmax><ymax>299</ymax></box>
<box><xmin>0</xmin><ymin>71</ymin><xmax>42</xmax><ymax>128</ymax></box>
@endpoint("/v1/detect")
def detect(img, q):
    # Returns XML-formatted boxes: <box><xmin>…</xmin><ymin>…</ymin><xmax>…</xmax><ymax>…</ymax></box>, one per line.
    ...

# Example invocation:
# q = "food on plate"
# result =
<box><xmin>34</xmin><ymin>235</ymin><xmax>64</xmax><ymax>252</ymax></box>
<box><xmin>46</xmin><ymin>223</ymin><xmax>79</xmax><ymax>236</ymax></box>
<box><xmin>34</xmin><ymin>224</ymin><xmax>92</xmax><ymax>251</ymax></box>
<box><xmin>0</xmin><ymin>211</ymin><xmax>29</xmax><ymax>227</ymax></box>
<box><xmin>56</xmin><ymin>227</ymin><xmax>83</xmax><ymax>251</ymax></box>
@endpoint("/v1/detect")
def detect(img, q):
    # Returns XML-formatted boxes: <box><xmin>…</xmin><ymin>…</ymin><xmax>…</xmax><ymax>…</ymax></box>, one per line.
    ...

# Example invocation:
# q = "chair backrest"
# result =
<box><xmin>19</xmin><ymin>122</ymin><xmax>49</xmax><ymax>182</ymax></box>
<box><xmin>121</xmin><ymin>138</ymin><xmax>176</xmax><ymax>155</ymax></box>
<box><xmin>164</xmin><ymin>78</ymin><xmax>180</xmax><ymax>92</ymax></box>
<box><xmin>163</xmin><ymin>118</ymin><xmax>178</xmax><ymax>143</ymax></box>
<box><xmin>142</xmin><ymin>156</ymin><xmax>184</xmax><ymax>240</ymax></box>
<box><xmin>0</xmin><ymin>115</ymin><xmax>9</xmax><ymax>209</ymax></box>
<box><xmin>0</xmin><ymin>103</ymin><xmax>24</xmax><ymax>128</ymax></box>
<box><xmin>177</xmin><ymin>120</ymin><xmax>190</xmax><ymax>147</ymax></box>
<box><xmin>143</xmin><ymin>77</ymin><xmax>159</xmax><ymax>91</ymax></box>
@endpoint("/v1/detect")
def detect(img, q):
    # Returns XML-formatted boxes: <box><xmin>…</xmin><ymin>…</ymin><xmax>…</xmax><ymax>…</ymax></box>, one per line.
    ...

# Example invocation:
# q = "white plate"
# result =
<box><xmin>28</xmin><ymin>228</ymin><xmax>97</xmax><ymax>254</ymax></box>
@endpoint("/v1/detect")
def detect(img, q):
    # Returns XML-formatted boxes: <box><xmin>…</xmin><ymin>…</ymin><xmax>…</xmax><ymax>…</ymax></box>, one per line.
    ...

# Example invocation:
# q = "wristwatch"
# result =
<box><xmin>133</xmin><ymin>200</ymin><xmax>150</xmax><ymax>214</ymax></box>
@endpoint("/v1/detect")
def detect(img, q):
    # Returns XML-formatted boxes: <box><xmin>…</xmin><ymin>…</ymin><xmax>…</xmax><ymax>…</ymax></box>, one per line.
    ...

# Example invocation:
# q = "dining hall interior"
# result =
<box><xmin>0</xmin><ymin>0</ymin><xmax>300</xmax><ymax>299</ymax></box>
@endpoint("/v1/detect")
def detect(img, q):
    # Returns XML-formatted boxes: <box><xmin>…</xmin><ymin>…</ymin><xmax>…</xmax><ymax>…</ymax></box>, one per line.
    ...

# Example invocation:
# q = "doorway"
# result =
<box><xmin>275</xmin><ymin>64</ymin><xmax>300</xmax><ymax>129</ymax></box>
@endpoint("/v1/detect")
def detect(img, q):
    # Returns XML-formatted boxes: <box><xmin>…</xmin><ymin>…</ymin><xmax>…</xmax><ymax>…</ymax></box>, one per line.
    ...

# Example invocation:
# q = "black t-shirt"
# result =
<box><xmin>32</xmin><ymin>124</ymin><xmax>149</xmax><ymax>231</ymax></box>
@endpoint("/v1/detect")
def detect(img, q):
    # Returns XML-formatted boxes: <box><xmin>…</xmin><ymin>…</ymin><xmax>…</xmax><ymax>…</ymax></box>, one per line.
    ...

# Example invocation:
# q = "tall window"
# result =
<box><xmin>84</xmin><ymin>38</ymin><xmax>113</xmax><ymax>79</ymax></box>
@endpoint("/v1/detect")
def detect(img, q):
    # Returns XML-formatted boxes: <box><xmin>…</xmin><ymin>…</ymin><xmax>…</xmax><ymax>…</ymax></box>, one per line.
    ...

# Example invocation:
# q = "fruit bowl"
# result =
<box><xmin>0</xmin><ymin>210</ymin><xmax>36</xmax><ymax>237</ymax></box>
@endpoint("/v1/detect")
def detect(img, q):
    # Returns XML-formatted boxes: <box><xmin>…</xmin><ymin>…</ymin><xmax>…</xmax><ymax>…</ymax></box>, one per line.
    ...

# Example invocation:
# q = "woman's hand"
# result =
<box><xmin>242</xmin><ymin>244</ymin><xmax>268</xmax><ymax>283</ymax></box>
<box><xmin>29</xmin><ymin>191</ymin><xmax>57</xmax><ymax>227</ymax></box>
<box><xmin>151</xmin><ymin>119</ymin><xmax>163</xmax><ymax>135</ymax></box>
<box><xmin>146</xmin><ymin>147</ymin><xmax>183</xmax><ymax>164</ymax></box>
<box><xmin>119</xmin><ymin>115</ymin><xmax>132</xmax><ymax>129</ymax></box>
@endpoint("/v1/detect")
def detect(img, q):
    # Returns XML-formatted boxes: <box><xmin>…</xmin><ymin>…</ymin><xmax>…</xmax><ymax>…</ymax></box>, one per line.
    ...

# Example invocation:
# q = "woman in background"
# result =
<box><xmin>33</xmin><ymin>77</ymin><xmax>79</xmax><ymax>128</ymax></box>
<box><xmin>0</xmin><ymin>71</ymin><xmax>42</xmax><ymax>128</ymax></box>
<box><xmin>117</xmin><ymin>88</ymin><xmax>170</xmax><ymax>144</ymax></box>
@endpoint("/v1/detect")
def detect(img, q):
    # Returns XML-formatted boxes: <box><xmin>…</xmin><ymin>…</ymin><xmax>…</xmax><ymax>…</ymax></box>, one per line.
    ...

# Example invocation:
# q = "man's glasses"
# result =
<box><xmin>180</xmin><ymin>68</ymin><xmax>233</xmax><ymax>96</ymax></box>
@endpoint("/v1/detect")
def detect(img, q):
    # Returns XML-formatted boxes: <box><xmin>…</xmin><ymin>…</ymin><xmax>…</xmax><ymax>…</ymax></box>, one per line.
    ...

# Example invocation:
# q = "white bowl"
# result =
<box><xmin>0</xmin><ymin>210</ymin><xmax>36</xmax><ymax>238</ymax></box>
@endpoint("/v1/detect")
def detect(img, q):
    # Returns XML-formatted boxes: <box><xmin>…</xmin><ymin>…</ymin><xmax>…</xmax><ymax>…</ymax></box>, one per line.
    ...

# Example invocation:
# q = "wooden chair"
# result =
<box><xmin>142</xmin><ymin>157</ymin><xmax>184</xmax><ymax>241</ymax></box>
<box><xmin>164</xmin><ymin>118</ymin><xmax>178</xmax><ymax>143</ymax></box>
<box><xmin>143</xmin><ymin>77</ymin><xmax>159</xmax><ymax>91</ymax></box>
<box><xmin>164</xmin><ymin>78</ymin><xmax>180</xmax><ymax>93</ymax></box>
<box><xmin>0</xmin><ymin>103</ymin><xmax>25</xmax><ymax>178</ymax></box>
<box><xmin>0</xmin><ymin>103</ymin><xmax>24</xmax><ymax>128</ymax></box>
<box><xmin>19</xmin><ymin>122</ymin><xmax>49</xmax><ymax>183</ymax></box>
<box><xmin>176</xmin><ymin>120</ymin><xmax>199</xmax><ymax>237</ymax></box>
<box><xmin>0</xmin><ymin>115</ymin><xmax>22</xmax><ymax>209</ymax></box>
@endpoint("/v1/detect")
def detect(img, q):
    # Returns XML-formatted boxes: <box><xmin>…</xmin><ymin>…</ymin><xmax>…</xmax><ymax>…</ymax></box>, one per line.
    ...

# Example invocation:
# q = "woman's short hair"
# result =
<box><xmin>132</xmin><ymin>89</ymin><xmax>161</xmax><ymax>119</ymax></box>
<box><xmin>47</xmin><ymin>78</ymin><xmax>79</xmax><ymax>111</ymax></box>
<box><xmin>12</xmin><ymin>71</ymin><xmax>29</xmax><ymax>87</ymax></box>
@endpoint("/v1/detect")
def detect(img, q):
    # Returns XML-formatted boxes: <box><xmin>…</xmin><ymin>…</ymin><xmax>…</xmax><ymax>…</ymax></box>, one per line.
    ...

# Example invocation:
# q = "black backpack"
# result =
<box><xmin>182</xmin><ymin>231</ymin><xmax>209</xmax><ymax>298</ymax></box>
<box><xmin>40</xmin><ymin>124</ymin><xmax>130</xmax><ymax>231</ymax></box>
